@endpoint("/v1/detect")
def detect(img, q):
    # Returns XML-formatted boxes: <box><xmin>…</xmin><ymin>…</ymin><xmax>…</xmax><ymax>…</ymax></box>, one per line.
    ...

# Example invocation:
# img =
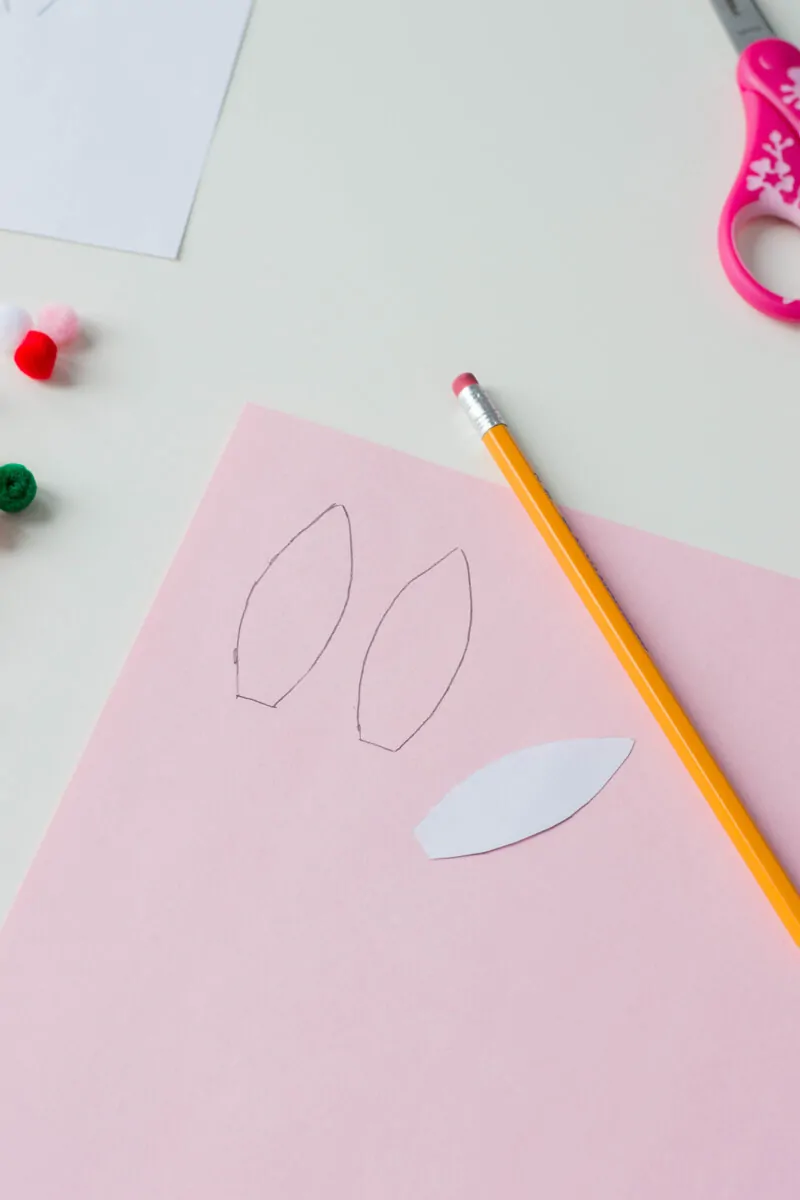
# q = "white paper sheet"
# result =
<box><xmin>0</xmin><ymin>0</ymin><xmax>252</xmax><ymax>256</ymax></box>
<box><xmin>415</xmin><ymin>738</ymin><xmax>635</xmax><ymax>859</ymax></box>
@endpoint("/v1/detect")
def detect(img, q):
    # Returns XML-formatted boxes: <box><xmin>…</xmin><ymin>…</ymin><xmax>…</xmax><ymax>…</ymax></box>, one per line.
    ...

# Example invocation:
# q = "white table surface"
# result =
<box><xmin>2</xmin><ymin>0</ymin><xmax>800</xmax><ymax>919</ymax></box>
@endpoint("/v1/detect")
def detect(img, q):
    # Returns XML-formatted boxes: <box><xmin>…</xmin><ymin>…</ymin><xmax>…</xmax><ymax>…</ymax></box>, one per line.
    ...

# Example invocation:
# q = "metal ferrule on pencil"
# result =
<box><xmin>456</xmin><ymin>381</ymin><xmax>505</xmax><ymax>437</ymax></box>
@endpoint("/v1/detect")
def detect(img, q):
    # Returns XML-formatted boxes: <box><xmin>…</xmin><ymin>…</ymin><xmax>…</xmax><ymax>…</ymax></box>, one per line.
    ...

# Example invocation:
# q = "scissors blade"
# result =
<box><xmin>709</xmin><ymin>0</ymin><xmax>775</xmax><ymax>53</ymax></box>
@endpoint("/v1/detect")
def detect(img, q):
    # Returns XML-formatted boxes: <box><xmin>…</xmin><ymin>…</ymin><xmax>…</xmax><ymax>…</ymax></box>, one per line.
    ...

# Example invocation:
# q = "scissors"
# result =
<box><xmin>712</xmin><ymin>0</ymin><xmax>800</xmax><ymax>319</ymax></box>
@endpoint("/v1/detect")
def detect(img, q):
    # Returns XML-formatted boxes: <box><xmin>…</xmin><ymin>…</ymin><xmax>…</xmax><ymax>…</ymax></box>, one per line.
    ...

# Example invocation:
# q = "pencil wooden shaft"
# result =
<box><xmin>485</xmin><ymin>423</ymin><xmax>800</xmax><ymax>946</ymax></box>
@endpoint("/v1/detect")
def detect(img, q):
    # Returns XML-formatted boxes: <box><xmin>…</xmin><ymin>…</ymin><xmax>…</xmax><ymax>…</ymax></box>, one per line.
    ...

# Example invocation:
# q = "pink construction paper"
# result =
<box><xmin>1</xmin><ymin>405</ymin><xmax>799</xmax><ymax>1198</ymax></box>
<box><xmin>235</xmin><ymin>503</ymin><xmax>354</xmax><ymax>708</ymax></box>
<box><xmin>357</xmin><ymin>548</ymin><xmax>473</xmax><ymax>751</ymax></box>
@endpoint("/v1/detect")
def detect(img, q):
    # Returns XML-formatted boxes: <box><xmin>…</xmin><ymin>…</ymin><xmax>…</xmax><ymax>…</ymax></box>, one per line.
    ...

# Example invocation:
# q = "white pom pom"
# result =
<box><xmin>36</xmin><ymin>304</ymin><xmax>80</xmax><ymax>347</ymax></box>
<box><xmin>0</xmin><ymin>305</ymin><xmax>32</xmax><ymax>353</ymax></box>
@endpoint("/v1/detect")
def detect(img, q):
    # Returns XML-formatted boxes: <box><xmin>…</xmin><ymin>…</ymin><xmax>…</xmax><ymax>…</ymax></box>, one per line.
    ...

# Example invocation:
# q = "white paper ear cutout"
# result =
<box><xmin>415</xmin><ymin>737</ymin><xmax>634</xmax><ymax>859</ymax></box>
<box><xmin>234</xmin><ymin>504</ymin><xmax>354</xmax><ymax>708</ymax></box>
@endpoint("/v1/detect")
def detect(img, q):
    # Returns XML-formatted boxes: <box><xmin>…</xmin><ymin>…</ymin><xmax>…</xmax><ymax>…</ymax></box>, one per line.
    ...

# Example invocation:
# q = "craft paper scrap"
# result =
<box><xmin>415</xmin><ymin>737</ymin><xmax>635</xmax><ymax>859</ymax></box>
<box><xmin>0</xmin><ymin>407</ymin><xmax>799</xmax><ymax>1199</ymax></box>
<box><xmin>0</xmin><ymin>0</ymin><xmax>252</xmax><ymax>256</ymax></box>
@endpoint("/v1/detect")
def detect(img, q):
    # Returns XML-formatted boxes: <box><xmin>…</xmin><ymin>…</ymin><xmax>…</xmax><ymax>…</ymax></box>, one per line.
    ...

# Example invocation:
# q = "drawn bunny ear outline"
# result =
<box><xmin>3</xmin><ymin>0</ymin><xmax>64</xmax><ymax>16</ymax></box>
<box><xmin>357</xmin><ymin>548</ymin><xmax>473</xmax><ymax>751</ymax></box>
<box><xmin>234</xmin><ymin>504</ymin><xmax>353</xmax><ymax>708</ymax></box>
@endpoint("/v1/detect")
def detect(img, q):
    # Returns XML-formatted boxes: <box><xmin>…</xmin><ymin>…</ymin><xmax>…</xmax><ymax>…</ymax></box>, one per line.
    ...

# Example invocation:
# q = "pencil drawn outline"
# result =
<box><xmin>2</xmin><ymin>0</ymin><xmax>66</xmax><ymax>15</ymax></box>
<box><xmin>234</xmin><ymin>503</ymin><xmax>354</xmax><ymax>709</ymax></box>
<box><xmin>356</xmin><ymin>547</ymin><xmax>473</xmax><ymax>752</ymax></box>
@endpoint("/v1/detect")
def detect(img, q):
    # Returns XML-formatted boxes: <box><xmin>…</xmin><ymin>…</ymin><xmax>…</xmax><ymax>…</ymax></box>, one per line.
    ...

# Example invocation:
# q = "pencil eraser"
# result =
<box><xmin>452</xmin><ymin>373</ymin><xmax>478</xmax><ymax>397</ymax></box>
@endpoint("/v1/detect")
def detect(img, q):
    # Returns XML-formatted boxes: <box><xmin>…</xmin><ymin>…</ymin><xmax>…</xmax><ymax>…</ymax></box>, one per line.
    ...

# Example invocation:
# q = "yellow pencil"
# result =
<box><xmin>452</xmin><ymin>372</ymin><xmax>800</xmax><ymax>946</ymax></box>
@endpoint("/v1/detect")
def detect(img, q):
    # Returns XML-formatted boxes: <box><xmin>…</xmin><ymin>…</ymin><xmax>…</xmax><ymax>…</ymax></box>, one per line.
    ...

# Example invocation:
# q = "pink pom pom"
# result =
<box><xmin>36</xmin><ymin>304</ymin><xmax>80</xmax><ymax>347</ymax></box>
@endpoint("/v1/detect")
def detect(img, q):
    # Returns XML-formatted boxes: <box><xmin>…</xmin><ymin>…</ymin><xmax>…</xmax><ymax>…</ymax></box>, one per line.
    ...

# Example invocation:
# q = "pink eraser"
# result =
<box><xmin>451</xmin><ymin>373</ymin><xmax>478</xmax><ymax>396</ymax></box>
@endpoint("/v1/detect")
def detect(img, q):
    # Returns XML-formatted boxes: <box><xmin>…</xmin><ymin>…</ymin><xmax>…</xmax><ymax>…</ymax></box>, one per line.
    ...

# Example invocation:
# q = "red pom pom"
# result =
<box><xmin>14</xmin><ymin>330</ymin><xmax>58</xmax><ymax>381</ymax></box>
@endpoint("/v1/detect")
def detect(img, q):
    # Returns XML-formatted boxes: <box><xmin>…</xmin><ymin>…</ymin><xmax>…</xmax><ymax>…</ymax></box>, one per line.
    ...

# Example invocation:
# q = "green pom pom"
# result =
<box><xmin>0</xmin><ymin>463</ymin><xmax>37</xmax><ymax>513</ymax></box>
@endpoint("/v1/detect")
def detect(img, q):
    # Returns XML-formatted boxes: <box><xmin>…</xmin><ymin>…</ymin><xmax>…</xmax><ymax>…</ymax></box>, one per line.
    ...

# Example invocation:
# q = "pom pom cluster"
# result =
<box><xmin>0</xmin><ymin>303</ymin><xmax>78</xmax><ymax>517</ymax></box>
<box><xmin>0</xmin><ymin>303</ymin><xmax>80</xmax><ymax>381</ymax></box>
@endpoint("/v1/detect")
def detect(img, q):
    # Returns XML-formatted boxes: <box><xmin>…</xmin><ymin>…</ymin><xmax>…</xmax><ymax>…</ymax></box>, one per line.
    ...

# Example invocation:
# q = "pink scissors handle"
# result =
<box><xmin>719</xmin><ymin>38</ymin><xmax>800</xmax><ymax>321</ymax></box>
